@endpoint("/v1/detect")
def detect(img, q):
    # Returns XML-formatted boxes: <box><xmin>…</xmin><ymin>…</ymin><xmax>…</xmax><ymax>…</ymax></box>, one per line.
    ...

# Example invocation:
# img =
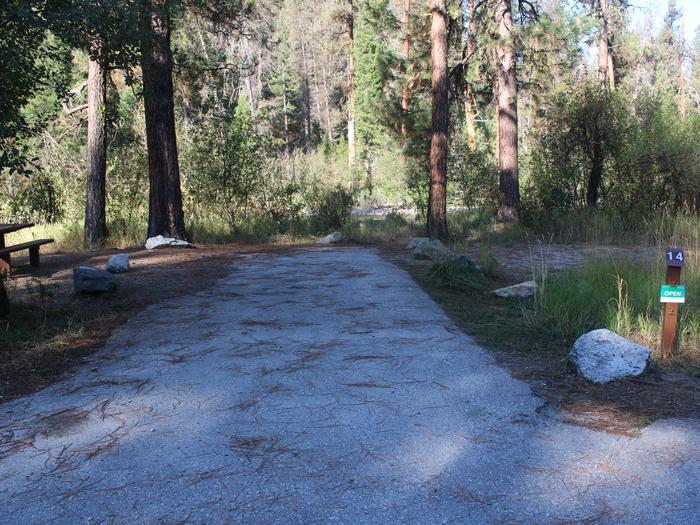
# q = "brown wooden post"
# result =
<box><xmin>29</xmin><ymin>247</ymin><xmax>40</xmax><ymax>267</ymax></box>
<box><xmin>661</xmin><ymin>248</ymin><xmax>684</xmax><ymax>355</ymax></box>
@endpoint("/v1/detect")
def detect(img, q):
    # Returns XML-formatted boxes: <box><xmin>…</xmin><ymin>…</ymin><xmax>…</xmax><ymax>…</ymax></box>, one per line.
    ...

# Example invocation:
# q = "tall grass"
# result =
<box><xmin>534</xmin><ymin>257</ymin><xmax>700</xmax><ymax>363</ymax></box>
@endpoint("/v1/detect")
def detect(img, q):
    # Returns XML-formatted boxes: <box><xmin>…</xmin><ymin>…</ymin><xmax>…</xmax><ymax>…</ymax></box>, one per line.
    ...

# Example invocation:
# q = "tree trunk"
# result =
<box><xmin>347</xmin><ymin>0</ymin><xmax>356</xmax><ymax>168</ymax></box>
<box><xmin>679</xmin><ymin>42</ymin><xmax>686</xmax><ymax>119</ymax></box>
<box><xmin>84</xmin><ymin>49</ymin><xmax>108</xmax><ymax>246</ymax></box>
<box><xmin>587</xmin><ymin>123</ymin><xmax>603</xmax><ymax>207</ymax></box>
<box><xmin>301</xmin><ymin>40</ymin><xmax>312</xmax><ymax>151</ymax></box>
<box><xmin>463</xmin><ymin>0</ymin><xmax>477</xmax><ymax>152</ymax></box>
<box><xmin>496</xmin><ymin>0</ymin><xmax>519</xmax><ymax>223</ymax></box>
<box><xmin>309</xmin><ymin>45</ymin><xmax>324</xmax><ymax>134</ymax></box>
<box><xmin>598</xmin><ymin>0</ymin><xmax>610</xmax><ymax>90</ymax></box>
<box><xmin>400</xmin><ymin>0</ymin><xmax>410</xmax><ymax>143</ymax></box>
<box><xmin>428</xmin><ymin>0</ymin><xmax>449</xmax><ymax>239</ymax></box>
<box><xmin>0</xmin><ymin>279</ymin><xmax>8</xmax><ymax>317</ymax></box>
<box><xmin>141</xmin><ymin>0</ymin><xmax>188</xmax><ymax>240</ymax></box>
<box><xmin>281</xmin><ymin>69</ymin><xmax>290</xmax><ymax>154</ymax></box>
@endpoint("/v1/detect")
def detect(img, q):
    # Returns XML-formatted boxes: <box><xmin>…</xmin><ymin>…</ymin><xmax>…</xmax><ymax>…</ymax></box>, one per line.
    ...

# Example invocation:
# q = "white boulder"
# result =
<box><xmin>145</xmin><ymin>235</ymin><xmax>192</xmax><ymax>250</ymax></box>
<box><xmin>493</xmin><ymin>280</ymin><xmax>537</xmax><ymax>298</ymax></box>
<box><xmin>74</xmin><ymin>266</ymin><xmax>120</xmax><ymax>294</ymax></box>
<box><xmin>104</xmin><ymin>253</ymin><xmax>130</xmax><ymax>273</ymax></box>
<box><xmin>318</xmin><ymin>231</ymin><xmax>344</xmax><ymax>244</ymax></box>
<box><xmin>570</xmin><ymin>329</ymin><xmax>652</xmax><ymax>383</ymax></box>
<box><xmin>407</xmin><ymin>237</ymin><xmax>454</xmax><ymax>260</ymax></box>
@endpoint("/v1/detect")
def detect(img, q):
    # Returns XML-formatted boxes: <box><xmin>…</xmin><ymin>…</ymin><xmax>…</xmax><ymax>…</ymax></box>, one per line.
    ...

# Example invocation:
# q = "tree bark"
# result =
<box><xmin>84</xmin><ymin>49</ymin><xmax>109</xmax><ymax>245</ymax></box>
<box><xmin>347</xmin><ymin>0</ymin><xmax>356</xmax><ymax>168</ymax></box>
<box><xmin>428</xmin><ymin>0</ymin><xmax>449</xmax><ymax>239</ymax></box>
<box><xmin>587</xmin><ymin>123</ymin><xmax>603</xmax><ymax>207</ymax></box>
<box><xmin>495</xmin><ymin>0</ymin><xmax>519</xmax><ymax>223</ymax></box>
<box><xmin>679</xmin><ymin>42</ymin><xmax>686</xmax><ymax>119</ymax></box>
<box><xmin>400</xmin><ymin>0</ymin><xmax>410</xmax><ymax>143</ymax></box>
<box><xmin>301</xmin><ymin>40</ymin><xmax>312</xmax><ymax>151</ymax></box>
<box><xmin>598</xmin><ymin>0</ymin><xmax>610</xmax><ymax>90</ymax></box>
<box><xmin>141</xmin><ymin>0</ymin><xmax>188</xmax><ymax>240</ymax></box>
<box><xmin>463</xmin><ymin>0</ymin><xmax>477</xmax><ymax>152</ymax></box>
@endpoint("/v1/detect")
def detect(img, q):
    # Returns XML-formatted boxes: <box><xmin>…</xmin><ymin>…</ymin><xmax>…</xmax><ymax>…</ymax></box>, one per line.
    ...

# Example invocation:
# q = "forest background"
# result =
<box><xmin>4</xmin><ymin>0</ymin><xmax>700</xmax><ymax>362</ymax></box>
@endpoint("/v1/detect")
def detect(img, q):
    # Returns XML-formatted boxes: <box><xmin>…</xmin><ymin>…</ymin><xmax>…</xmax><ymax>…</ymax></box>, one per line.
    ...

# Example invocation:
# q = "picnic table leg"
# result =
<box><xmin>0</xmin><ymin>234</ymin><xmax>9</xmax><ymax>271</ymax></box>
<box><xmin>29</xmin><ymin>246</ymin><xmax>40</xmax><ymax>267</ymax></box>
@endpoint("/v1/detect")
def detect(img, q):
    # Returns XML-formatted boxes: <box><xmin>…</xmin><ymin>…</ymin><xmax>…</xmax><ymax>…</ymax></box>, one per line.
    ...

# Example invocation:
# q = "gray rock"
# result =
<box><xmin>318</xmin><ymin>231</ymin><xmax>344</xmax><ymax>244</ymax></box>
<box><xmin>407</xmin><ymin>237</ymin><xmax>454</xmax><ymax>260</ymax></box>
<box><xmin>73</xmin><ymin>265</ymin><xmax>120</xmax><ymax>294</ymax></box>
<box><xmin>493</xmin><ymin>280</ymin><xmax>537</xmax><ymax>298</ymax></box>
<box><xmin>105</xmin><ymin>253</ymin><xmax>130</xmax><ymax>273</ymax></box>
<box><xmin>570</xmin><ymin>329</ymin><xmax>652</xmax><ymax>383</ymax></box>
<box><xmin>453</xmin><ymin>254</ymin><xmax>481</xmax><ymax>272</ymax></box>
<box><xmin>145</xmin><ymin>235</ymin><xmax>192</xmax><ymax>250</ymax></box>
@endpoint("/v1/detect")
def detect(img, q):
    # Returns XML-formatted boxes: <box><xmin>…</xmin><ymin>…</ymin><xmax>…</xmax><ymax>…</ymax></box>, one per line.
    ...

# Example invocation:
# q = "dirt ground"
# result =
<box><xmin>1</xmin><ymin>243</ymin><xmax>300</xmax><ymax>400</ymax></box>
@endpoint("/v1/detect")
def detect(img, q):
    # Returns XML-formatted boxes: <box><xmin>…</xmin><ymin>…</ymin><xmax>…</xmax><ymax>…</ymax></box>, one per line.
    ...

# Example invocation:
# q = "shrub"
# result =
<box><xmin>308</xmin><ymin>186</ymin><xmax>355</xmax><ymax>232</ymax></box>
<box><xmin>424</xmin><ymin>259</ymin><xmax>488</xmax><ymax>292</ymax></box>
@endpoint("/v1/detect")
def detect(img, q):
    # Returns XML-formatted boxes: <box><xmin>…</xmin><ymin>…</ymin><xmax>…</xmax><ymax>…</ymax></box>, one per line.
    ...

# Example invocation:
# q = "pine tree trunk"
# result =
<box><xmin>400</xmin><ymin>0</ymin><xmax>410</xmax><ymax>143</ymax></box>
<box><xmin>347</xmin><ymin>0</ymin><xmax>356</xmax><ymax>169</ymax></box>
<box><xmin>309</xmin><ymin>45</ymin><xmax>324</xmax><ymax>133</ymax></box>
<box><xmin>141</xmin><ymin>0</ymin><xmax>188</xmax><ymax>240</ymax></box>
<box><xmin>496</xmin><ymin>0</ymin><xmax>519</xmax><ymax>223</ymax></box>
<box><xmin>282</xmin><ymin>69</ymin><xmax>290</xmax><ymax>154</ymax></box>
<box><xmin>301</xmin><ymin>40</ymin><xmax>312</xmax><ymax>151</ymax></box>
<box><xmin>598</xmin><ymin>0</ymin><xmax>610</xmax><ymax>90</ymax></box>
<box><xmin>84</xmin><ymin>50</ymin><xmax>108</xmax><ymax>246</ymax></box>
<box><xmin>428</xmin><ymin>0</ymin><xmax>448</xmax><ymax>239</ymax></box>
<box><xmin>587</xmin><ymin>123</ymin><xmax>603</xmax><ymax>207</ymax></box>
<box><xmin>679</xmin><ymin>46</ymin><xmax>686</xmax><ymax>119</ymax></box>
<box><xmin>463</xmin><ymin>0</ymin><xmax>477</xmax><ymax>152</ymax></box>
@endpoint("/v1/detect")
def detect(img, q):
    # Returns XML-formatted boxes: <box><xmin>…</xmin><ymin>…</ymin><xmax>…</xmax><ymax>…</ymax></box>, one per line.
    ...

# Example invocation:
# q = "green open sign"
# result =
<box><xmin>660</xmin><ymin>285</ymin><xmax>686</xmax><ymax>303</ymax></box>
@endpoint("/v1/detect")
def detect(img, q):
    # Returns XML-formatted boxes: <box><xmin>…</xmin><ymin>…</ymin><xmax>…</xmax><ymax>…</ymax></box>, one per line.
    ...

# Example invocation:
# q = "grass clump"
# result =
<box><xmin>424</xmin><ymin>259</ymin><xmax>489</xmax><ymax>293</ymax></box>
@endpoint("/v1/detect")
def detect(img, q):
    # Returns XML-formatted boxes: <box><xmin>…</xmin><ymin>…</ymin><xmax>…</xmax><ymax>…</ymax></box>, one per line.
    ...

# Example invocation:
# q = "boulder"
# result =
<box><xmin>570</xmin><ymin>329</ymin><xmax>652</xmax><ymax>383</ymax></box>
<box><xmin>74</xmin><ymin>265</ymin><xmax>120</xmax><ymax>294</ymax></box>
<box><xmin>453</xmin><ymin>254</ymin><xmax>481</xmax><ymax>272</ymax></box>
<box><xmin>318</xmin><ymin>231</ymin><xmax>344</xmax><ymax>244</ymax></box>
<box><xmin>493</xmin><ymin>280</ymin><xmax>537</xmax><ymax>298</ymax></box>
<box><xmin>105</xmin><ymin>253</ymin><xmax>130</xmax><ymax>273</ymax></box>
<box><xmin>145</xmin><ymin>235</ymin><xmax>192</xmax><ymax>250</ymax></box>
<box><xmin>407</xmin><ymin>237</ymin><xmax>454</xmax><ymax>260</ymax></box>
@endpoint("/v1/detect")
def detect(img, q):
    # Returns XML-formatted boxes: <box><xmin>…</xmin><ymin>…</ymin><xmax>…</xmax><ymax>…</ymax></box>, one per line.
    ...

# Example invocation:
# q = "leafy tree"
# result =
<box><xmin>353</xmin><ymin>0</ymin><xmax>398</xmax><ymax>185</ymax></box>
<box><xmin>185</xmin><ymin>98</ymin><xmax>266</xmax><ymax>227</ymax></box>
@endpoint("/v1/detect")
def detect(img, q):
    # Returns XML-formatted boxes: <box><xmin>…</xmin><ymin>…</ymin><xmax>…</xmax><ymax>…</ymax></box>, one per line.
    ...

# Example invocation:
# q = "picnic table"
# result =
<box><xmin>0</xmin><ymin>223</ymin><xmax>54</xmax><ymax>271</ymax></box>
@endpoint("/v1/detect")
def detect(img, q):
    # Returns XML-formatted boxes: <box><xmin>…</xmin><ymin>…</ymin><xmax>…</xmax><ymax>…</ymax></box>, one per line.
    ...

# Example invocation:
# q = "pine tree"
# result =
<box><xmin>141</xmin><ymin>0</ymin><xmax>188</xmax><ymax>240</ymax></box>
<box><xmin>495</xmin><ymin>0</ymin><xmax>519</xmax><ymax>223</ymax></box>
<box><xmin>428</xmin><ymin>0</ymin><xmax>448</xmax><ymax>239</ymax></box>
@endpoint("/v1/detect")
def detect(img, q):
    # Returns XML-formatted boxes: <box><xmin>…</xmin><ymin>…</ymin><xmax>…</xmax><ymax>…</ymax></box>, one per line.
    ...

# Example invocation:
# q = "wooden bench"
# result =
<box><xmin>0</xmin><ymin>239</ymin><xmax>54</xmax><ymax>270</ymax></box>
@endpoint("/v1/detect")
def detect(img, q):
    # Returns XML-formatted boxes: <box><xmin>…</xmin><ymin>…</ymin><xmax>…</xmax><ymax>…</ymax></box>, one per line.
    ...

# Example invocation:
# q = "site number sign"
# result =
<box><xmin>666</xmin><ymin>248</ymin><xmax>685</xmax><ymax>268</ymax></box>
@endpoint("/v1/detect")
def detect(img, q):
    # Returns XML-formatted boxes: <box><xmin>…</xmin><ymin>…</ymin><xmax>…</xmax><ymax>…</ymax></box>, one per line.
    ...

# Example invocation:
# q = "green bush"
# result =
<box><xmin>424</xmin><ymin>259</ymin><xmax>488</xmax><ymax>292</ymax></box>
<box><xmin>308</xmin><ymin>185</ymin><xmax>355</xmax><ymax>232</ymax></box>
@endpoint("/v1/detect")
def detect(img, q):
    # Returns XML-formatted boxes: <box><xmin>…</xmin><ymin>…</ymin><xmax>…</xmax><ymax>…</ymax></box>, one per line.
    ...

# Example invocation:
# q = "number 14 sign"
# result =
<box><xmin>666</xmin><ymin>248</ymin><xmax>685</xmax><ymax>268</ymax></box>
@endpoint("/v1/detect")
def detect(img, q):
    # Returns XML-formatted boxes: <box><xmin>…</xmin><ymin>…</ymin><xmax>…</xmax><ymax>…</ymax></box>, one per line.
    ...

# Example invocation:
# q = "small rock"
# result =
<box><xmin>493</xmin><ymin>280</ymin><xmax>537</xmax><ymax>298</ymax></box>
<box><xmin>407</xmin><ymin>237</ymin><xmax>454</xmax><ymax>260</ymax></box>
<box><xmin>570</xmin><ymin>329</ymin><xmax>652</xmax><ymax>383</ymax></box>
<box><xmin>104</xmin><ymin>253</ymin><xmax>130</xmax><ymax>273</ymax></box>
<box><xmin>453</xmin><ymin>254</ymin><xmax>481</xmax><ymax>272</ymax></box>
<box><xmin>74</xmin><ymin>266</ymin><xmax>119</xmax><ymax>294</ymax></box>
<box><xmin>318</xmin><ymin>231</ymin><xmax>344</xmax><ymax>244</ymax></box>
<box><xmin>145</xmin><ymin>235</ymin><xmax>192</xmax><ymax>250</ymax></box>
